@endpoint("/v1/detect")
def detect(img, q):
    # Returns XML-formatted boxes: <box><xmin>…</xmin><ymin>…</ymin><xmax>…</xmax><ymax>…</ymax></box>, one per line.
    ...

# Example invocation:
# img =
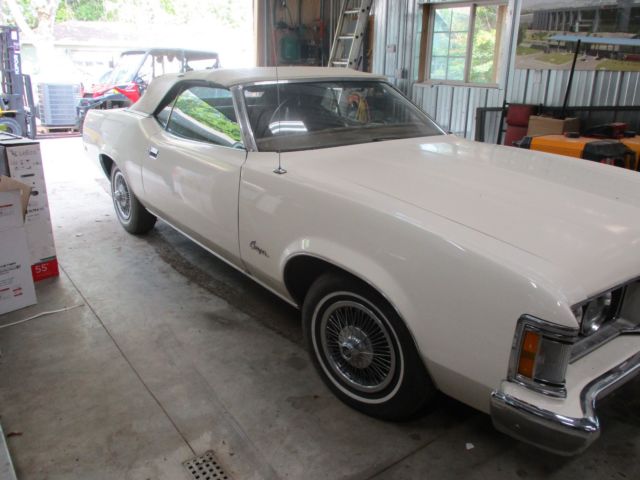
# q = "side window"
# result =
<box><xmin>165</xmin><ymin>86</ymin><xmax>243</xmax><ymax>148</ymax></box>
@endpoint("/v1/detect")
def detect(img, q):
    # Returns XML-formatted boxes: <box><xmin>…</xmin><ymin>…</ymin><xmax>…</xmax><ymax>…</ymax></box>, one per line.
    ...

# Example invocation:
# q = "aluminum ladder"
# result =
<box><xmin>328</xmin><ymin>0</ymin><xmax>373</xmax><ymax>69</ymax></box>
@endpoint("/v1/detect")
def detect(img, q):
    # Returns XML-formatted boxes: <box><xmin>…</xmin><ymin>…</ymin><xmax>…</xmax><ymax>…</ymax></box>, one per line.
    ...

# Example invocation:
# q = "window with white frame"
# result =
<box><xmin>422</xmin><ymin>1</ymin><xmax>507</xmax><ymax>85</ymax></box>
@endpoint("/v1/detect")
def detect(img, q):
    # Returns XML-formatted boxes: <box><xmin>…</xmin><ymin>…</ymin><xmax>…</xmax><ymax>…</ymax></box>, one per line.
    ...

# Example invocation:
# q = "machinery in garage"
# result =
<box><xmin>0</xmin><ymin>26</ymin><xmax>36</xmax><ymax>139</ymax></box>
<box><xmin>514</xmin><ymin>116</ymin><xmax>639</xmax><ymax>172</ymax></box>
<box><xmin>76</xmin><ymin>48</ymin><xmax>220</xmax><ymax>131</ymax></box>
<box><xmin>517</xmin><ymin>133</ymin><xmax>639</xmax><ymax>171</ymax></box>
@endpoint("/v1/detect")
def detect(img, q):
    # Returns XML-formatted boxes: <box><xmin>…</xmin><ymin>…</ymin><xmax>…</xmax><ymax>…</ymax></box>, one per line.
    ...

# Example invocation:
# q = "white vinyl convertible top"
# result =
<box><xmin>131</xmin><ymin>66</ymin><xmax>387</xmax><ymax>114</ymax></box>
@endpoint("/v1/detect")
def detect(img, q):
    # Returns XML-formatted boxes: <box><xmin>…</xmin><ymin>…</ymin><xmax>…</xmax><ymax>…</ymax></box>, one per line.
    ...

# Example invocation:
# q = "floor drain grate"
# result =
<box><xmin>183</xmin><ymin>451</ymin><xmax>231</xmax><ymax>480</ymax></box>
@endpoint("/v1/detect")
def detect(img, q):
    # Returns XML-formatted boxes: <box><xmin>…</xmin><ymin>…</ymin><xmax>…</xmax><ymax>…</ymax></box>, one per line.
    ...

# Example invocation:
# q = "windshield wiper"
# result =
<box><xmin>370</xmin><ymin>136</ymin><xmax>403</xmax><ymax>142</ymax></box>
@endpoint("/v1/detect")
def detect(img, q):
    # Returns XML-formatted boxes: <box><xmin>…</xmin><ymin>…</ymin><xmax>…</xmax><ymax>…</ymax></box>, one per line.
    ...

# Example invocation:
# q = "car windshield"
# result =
<box><xmin>243</xmin><ymin>81</ymin><xmax>442</xmax><ymax>152</ymax></box>
<box><xmin>109</xmin><ymin>53</ymin><xmax>145</xmax><ymax>85</ymax></box>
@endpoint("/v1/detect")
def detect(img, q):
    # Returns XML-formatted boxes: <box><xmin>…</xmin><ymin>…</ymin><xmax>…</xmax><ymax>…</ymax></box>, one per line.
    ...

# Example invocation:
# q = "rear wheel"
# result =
<box><xmin>303</xmin><ymin>273</ymin><xmax>435</xmax><ymax>420</ymax></box>
<box><xmin>110</xmin><ymin>165</ymin><xmax>156</xmax><ymax>234</ymax></box>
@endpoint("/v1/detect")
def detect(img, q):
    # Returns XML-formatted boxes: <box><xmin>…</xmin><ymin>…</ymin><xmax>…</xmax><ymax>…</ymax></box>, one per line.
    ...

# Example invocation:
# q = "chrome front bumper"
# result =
<box><xmin>490</xmin><ymin>350</ymin><xmax>640</xmax><ymax>456</ymax></box>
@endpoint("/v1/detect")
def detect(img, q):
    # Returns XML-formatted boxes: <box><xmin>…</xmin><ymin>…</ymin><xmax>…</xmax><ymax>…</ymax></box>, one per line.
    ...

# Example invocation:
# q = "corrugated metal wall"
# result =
<box><xmin>371</xmin><ymin>0</ymin><xmax>420</xmax><ymax>93</ymax></box>
<box><xmin>370</xmin><ymin>0</ymin><xmax>640</xmax><ymax>142</ymax></box>
<box><xmin>371</xmin><ymin>0</ymin><xmax>518</xmax><ymax>139</ymax></box>
<box><xmin>412</xmin><ymin>69</ymin><xmax>640</xmax><ymax>140</ymax></box>
<box><xmin>412</xmin><ymin>83</ymin><xmax>502</xmax><ymax>138</ymax></box>
<box><xmin>509</xmin><ymin>69</ymin><xmax>640</xmax><ymax>107</ymax></box>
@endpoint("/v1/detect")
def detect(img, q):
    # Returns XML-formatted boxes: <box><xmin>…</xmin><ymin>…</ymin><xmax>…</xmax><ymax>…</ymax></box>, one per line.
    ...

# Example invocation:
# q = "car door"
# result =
<box><xmin>142</xmin><ymin>83</ymin><xmax>247</xmax><ymax>265</ymax></box>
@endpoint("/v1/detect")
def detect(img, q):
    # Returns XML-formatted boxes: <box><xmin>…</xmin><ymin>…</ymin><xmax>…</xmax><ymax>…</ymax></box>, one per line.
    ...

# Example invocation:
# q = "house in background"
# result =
<box><xmin>21</xmin><ymin>20</ymin><xmax>253</xmax><ymax>90</ymax></box>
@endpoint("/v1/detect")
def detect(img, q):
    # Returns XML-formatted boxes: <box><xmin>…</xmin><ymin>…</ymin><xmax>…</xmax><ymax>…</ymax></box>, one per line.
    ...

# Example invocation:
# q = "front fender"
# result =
<box><xmin>279</xmin><ymin>237</ymin><xmax>413</xmax><ymax>329</ymax></box>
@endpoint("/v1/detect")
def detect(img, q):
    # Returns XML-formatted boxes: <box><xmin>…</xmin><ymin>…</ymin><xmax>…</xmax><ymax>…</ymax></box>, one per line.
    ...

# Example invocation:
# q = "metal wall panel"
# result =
<box><xmin>372</xmin><ymin>0</ymin><xmax>416</xmax><ymax>91</ymax></box>
<box><xmin>372</xmin><ymin>0</ymin><xmax>516</xmax><ymax>138</ymax></box>
<box><xmin>508</xmin><ymin>69</ymin><xmax>640</xmax><ymax>107</ymax></box>
<box><xmin>411</xmin><ymin>69</ymin><xmax>640</xmax><ymax>139</ymax></box>
<box><xmin>413</xmin><ymin>83</ymin><xmax>501</xmax><ymax>137</ymax></box>
<box><xmin>371</xmin><ymin>0</ymin><xmax>640</xmax><ymax>140</ymax></box>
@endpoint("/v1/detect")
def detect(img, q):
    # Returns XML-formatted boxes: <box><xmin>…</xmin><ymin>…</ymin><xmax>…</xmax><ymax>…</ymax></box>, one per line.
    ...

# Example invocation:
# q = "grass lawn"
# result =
<box><xmin>516</xmin><ymin>46</ymin><xmax>538</xmax><ymax>55</ymax></box>
<box><xmin>535</xmin><ymin>52</ymin><xmax>574</xmax><ymax>65</ymax></box>
<box><xmin>525</xmin><ymin>31</ymin><xmax>549</xmax><ymax>41</ymax></box>
<box><xmin>596</xmin><ymin>59</ymin><xmax>640</xmax><ymax>72</ymax></box>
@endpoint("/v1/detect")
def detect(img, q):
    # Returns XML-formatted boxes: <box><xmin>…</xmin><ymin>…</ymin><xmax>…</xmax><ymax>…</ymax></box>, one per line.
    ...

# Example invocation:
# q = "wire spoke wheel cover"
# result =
<box><xmin>305</xmin><ymin>276</ymin><xmax>434</xmax><ymax>418</ymax></box>
<box><xmin>112</xmin><ymin>171</ymin><xmax>132</xmax><ymax>221</ymax></box>
<box><xmin>313</xmin><ymin>293</ymin><xmax>403</xmax><ymax>402</ymax></box>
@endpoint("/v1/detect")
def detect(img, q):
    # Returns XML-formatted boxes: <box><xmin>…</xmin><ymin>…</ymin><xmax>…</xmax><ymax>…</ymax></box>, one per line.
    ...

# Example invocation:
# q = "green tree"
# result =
<box><xmin>71</xmin><ymin>0</ymin><xmax>105</xmax><ymax>21</ymax></box>
<box><xmin>470</xmin><ymin>5</ymin><xmax>498</xmax><ymax>84</ymax></box>
<box><xmin>3</xmin><ymin>0</ymin><xmax>61</xmax><ymax>41</ymax></box>
<box><xmin>3</xmin><ymin>0</ymin><xmax>250</xmax><ymax>28</ymax></box>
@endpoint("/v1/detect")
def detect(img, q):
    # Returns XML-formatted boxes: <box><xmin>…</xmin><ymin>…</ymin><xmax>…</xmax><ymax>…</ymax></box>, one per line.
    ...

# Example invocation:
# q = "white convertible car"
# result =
<box><xmin>83</xmin><ymin>67</ymin><xmax>640</xmax><ymax>455</ymax></box>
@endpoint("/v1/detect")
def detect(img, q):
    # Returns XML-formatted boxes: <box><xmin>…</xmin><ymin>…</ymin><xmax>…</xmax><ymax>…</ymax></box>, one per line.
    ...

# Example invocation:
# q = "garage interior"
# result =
<box><xmin>1</xmin><ymin>1</ymin><xmax>640</xmax><ymax>479</ymax></box>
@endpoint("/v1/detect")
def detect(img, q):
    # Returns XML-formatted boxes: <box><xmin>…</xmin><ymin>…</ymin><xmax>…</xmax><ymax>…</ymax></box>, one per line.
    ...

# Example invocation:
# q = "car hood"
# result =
<box><xmin>293</xmin><ymin>135</ymin><xmax>640</xmax><ymax>297</ymax></box>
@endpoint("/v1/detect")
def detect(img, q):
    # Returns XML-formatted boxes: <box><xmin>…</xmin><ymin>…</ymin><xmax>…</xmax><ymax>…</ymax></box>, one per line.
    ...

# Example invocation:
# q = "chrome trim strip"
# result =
<box><xmin>491</xmin><ymin>349</ymin><xmax>640</xmax><ymax>455</ymax></box>
<box><xmin>248</xmin><ymin>78</ymin><xmax>442</xmax><ymax>126</ymax></box>
<box><xmin>231</xmin><ymin>85</ymin><xmax>258</xmax><ymax>152</ymax></box>
<box><xmin>240</xmin><ymin>76</ymin><xmax>387</xmax><ymax>88</ymax></box>
<box><xmin>508</xmin><ymin>375</ymin><xmax>567</xmax><ymax>399</ymax></box>
<box><xmin>514</xmin><ymin>315</ymin><xmax>579</xmax><ymax>342</ymax></box>
<box><xmin>146</xmin><ymin>210</ymin><xmax>298</xmax><ymax>308</ymax></box>
<box><xmin>490</xmin><ymin>391</ymin><xmax>595</xmax><ymax>456</ymax></box>
<box><xmin>384</xmin><ymin>82</ymin><xmax>447</xmax><ymax>135</ymax></box>
<box><xmin>571</xmin><ymin>316</ymin><xmax>640</xmax><ymax>363</ymax></box>
<box><xmin>570</xmin><ymin>279</ymin><xmax>639</xmax><ymax>362</ymax></box>
<box><xmin>580</xmin><ymin>349</ymin><xmax>640</xmax><ymax>424</ymax></box>
<box><xmin>571</xmin><ymin>276</ymin><xmax>639</xmax><ymax>311</ymax></box>
<box><xmin>493</xmin><ymin>390</ymin><xmax>597</xmax><ymax>433</ymax></box>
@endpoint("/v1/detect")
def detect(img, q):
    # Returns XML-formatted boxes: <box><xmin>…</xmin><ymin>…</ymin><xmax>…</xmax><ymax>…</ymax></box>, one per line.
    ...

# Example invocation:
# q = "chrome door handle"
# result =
<box><xmin>148</xmin><ymin>147</ymin><xmax>159</xmax><ymax>159</ymax></box>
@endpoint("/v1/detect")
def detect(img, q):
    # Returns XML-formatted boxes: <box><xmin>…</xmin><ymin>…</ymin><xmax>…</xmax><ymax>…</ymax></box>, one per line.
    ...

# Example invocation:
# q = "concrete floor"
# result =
<box><xmin>1</xmin><ymin>137</ymin><xmax>640</xmax><ymax>479</ymax></box>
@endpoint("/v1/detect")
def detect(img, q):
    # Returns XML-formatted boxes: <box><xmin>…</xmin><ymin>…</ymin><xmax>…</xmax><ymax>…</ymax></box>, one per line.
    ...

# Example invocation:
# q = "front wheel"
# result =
<box><xmin>110</xmin><ymin>165</ymin><xmax>156</xmax><ymax>234</ymax></box>
<box><xmin>303</xmin><ymin>273</ymin><xmax>435</xmax><ymax>420</ymax></box>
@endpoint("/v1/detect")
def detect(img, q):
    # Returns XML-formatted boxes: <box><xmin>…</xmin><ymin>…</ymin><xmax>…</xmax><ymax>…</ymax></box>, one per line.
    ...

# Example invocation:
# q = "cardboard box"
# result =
<box><xmin>0</xmin><ymin>138</ymin><xmax>59</xmax><ymax>281</ymax></box>
<box><xmin>0</xmin><ymin>190</ymin><xmax>37</xmax><ymax>315</ymax></box>
<box><xmin>0</xmin><ymin>176</ymin><xmax>30</xmax><ymax>217</ymax></box>
<box><xmin>527</xmin><ymin>116</ymin><xmax>580</xmax><ymax>137</ymax></box>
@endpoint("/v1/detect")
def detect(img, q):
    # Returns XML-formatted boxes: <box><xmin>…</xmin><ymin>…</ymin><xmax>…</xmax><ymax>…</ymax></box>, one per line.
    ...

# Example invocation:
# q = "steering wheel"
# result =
<box><xmin>267</xmin><ymin>98</ymin><xmax>294</xmax><ymax>129</ymax></box>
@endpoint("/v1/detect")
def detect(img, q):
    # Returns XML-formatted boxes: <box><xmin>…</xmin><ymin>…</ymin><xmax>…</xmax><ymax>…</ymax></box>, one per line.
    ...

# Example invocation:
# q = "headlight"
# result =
<box><xmin>573</xmin><ymin>289</ymin><xmax>623</xmax><ymax>336</ymax></box>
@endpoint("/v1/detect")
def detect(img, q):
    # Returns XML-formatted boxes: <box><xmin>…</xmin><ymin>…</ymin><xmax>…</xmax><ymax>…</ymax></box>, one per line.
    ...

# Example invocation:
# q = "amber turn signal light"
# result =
<box><xmin>517</xmin><ymin>330</ymin><xmax>540</xmax><ymax>378</ymax></box>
